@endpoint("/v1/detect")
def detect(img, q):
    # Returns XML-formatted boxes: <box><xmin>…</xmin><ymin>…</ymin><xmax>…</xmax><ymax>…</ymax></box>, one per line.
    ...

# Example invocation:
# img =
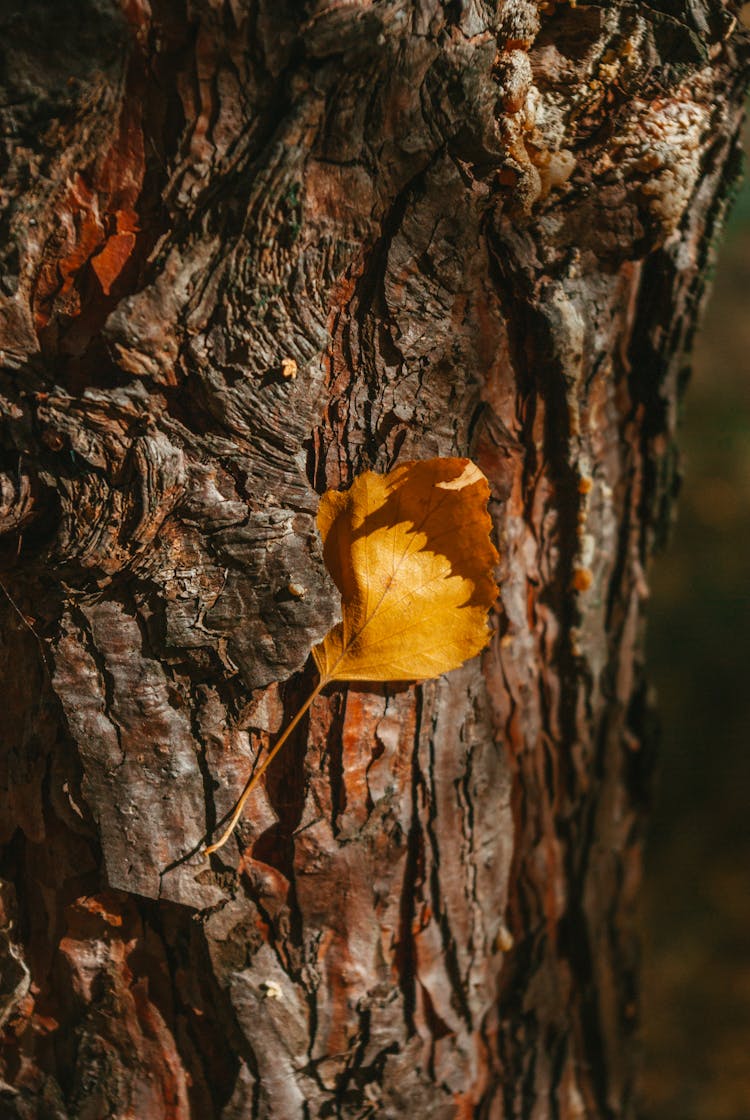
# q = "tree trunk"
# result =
<box><xmin>0</xmin><ymin>2</ymin><xmax>746</xmax><ymax>1117</ymax></box>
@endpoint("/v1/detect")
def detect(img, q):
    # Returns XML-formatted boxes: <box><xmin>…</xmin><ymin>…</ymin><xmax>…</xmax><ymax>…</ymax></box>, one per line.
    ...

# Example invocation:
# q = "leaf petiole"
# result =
<box><xmin>204</xmin><ymin>675</ymin><xmax>327</xmax><ymax>856</ymax></box>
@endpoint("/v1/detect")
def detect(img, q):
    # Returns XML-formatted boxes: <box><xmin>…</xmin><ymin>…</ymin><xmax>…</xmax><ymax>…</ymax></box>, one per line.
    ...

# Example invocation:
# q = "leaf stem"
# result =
<box><xmin>205</xmin><ymin>675</ymin><xmax>327</xmax><ymax>857</ymax></box>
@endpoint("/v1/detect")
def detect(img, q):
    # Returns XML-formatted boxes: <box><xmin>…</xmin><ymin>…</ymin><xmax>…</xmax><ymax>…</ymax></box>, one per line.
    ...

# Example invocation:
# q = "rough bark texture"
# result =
<box><xmin>0</xmin><ymin>2</ymin><xmax>747</xmax><ymax>1117</ymax></box>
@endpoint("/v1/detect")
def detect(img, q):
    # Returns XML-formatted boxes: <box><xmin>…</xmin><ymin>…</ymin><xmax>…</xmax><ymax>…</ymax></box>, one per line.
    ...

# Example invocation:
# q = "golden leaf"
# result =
<box><xmin>312</xmin><ymin>457</ymin><xmax>499</xmax><ymax>682</ymax></box>
<box><xmin>205</xmin><ymin>457</ymin><xmax>498</xmax><ymax>855</ymax></box>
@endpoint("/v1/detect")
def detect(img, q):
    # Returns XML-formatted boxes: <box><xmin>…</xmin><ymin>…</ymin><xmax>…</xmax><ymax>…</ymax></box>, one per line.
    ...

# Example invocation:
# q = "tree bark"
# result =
<box><xmin>0</xmin><ymin>2</ymin><xmax>746</xmax><ymax>1117</ymax></box>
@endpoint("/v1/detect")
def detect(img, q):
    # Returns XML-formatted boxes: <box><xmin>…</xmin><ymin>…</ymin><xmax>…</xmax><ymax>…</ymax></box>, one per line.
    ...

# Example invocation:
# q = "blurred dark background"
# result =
<box><xmin>641</xmin><ymin>131</ymin><xmax>750</xmax><ymax>1117</ymax></box>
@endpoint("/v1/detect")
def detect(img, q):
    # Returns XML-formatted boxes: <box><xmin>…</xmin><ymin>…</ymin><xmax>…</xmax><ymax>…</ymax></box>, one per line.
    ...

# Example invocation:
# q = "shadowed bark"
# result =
<box><xmin>0</xmin><ymin>1</ymin><xmax>747</xmax><ymax>1117</ymax></box>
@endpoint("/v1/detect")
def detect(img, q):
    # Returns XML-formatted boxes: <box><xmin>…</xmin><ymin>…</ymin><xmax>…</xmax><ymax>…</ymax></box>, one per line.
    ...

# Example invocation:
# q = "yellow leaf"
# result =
<box><xmin>311</xmin><ymin>457</ymin><xmax>499</xmax><ymax>682</ymax></box>
<box><xmin>205</xmin><ymin>456</ymin><xmax>499</xmax><ymax>855</ymax></box>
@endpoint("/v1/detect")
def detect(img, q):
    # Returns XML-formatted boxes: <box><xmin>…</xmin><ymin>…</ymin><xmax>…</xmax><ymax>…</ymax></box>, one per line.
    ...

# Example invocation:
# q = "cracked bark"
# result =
<box><xmin>0</xmin><ymin>1</ymin><xmax>747</xmax><ymax>1117</ymax></box>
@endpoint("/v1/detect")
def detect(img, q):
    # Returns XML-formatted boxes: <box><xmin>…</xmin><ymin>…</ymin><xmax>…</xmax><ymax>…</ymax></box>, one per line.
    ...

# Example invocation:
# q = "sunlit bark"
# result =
<box><xmin>0</xmin><ymin>2</ymin><xmax>746</xmax><ymax>1116</ymax></box>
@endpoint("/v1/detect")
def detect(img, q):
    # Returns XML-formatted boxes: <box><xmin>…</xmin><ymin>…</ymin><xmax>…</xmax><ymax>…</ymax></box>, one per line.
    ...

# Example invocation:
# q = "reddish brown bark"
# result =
<box><xmin>0</xmin><ymin>1</ymin><xmax>747</xmax><ymax>1117</ymax></box>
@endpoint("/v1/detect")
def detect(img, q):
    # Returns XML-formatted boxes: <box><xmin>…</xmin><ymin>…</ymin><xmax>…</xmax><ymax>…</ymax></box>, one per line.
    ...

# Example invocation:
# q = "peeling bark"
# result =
<box><xmin>0</xmin><ymin>2</ymin><xmax>747</xmax><ymax>1117</ymax></box>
